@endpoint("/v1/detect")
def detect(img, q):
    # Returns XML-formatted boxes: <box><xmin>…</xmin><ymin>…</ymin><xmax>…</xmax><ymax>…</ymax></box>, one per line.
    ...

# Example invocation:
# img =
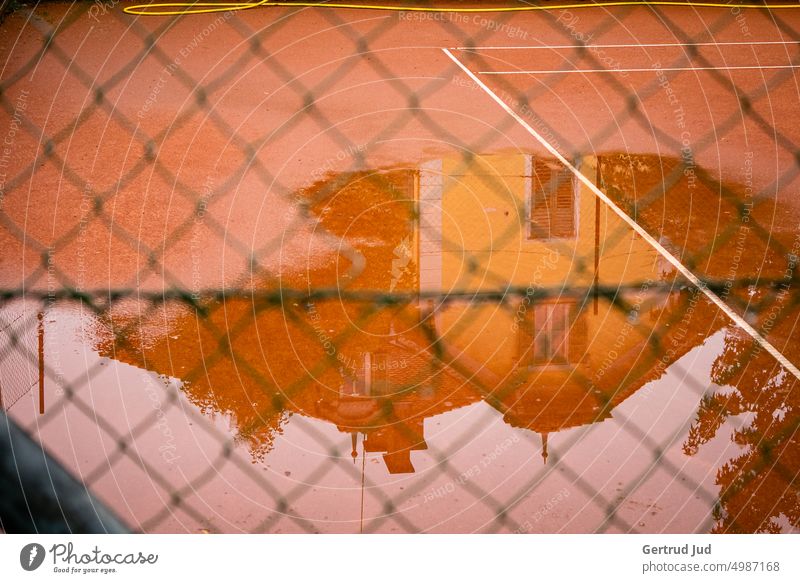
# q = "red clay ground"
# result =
<box><xmin>1</xmin><ymin>2</ymin><xmax>798</xmax><ymax>534</ymax></box>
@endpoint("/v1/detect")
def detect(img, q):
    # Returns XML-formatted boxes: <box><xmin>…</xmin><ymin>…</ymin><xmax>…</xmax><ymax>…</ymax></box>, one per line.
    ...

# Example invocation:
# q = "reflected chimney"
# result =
<box><xmin>541</xmin><ymin>432</ymin><xmax>549</xmax><ymax>465</ymax></box>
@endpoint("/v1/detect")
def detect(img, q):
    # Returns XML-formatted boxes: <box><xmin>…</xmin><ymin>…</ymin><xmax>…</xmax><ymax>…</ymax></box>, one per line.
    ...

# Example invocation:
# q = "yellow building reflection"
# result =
<box><xmin>95</xmin><ymin>152</ymin><xmax>737</xmax><ymax>474</ymax></box>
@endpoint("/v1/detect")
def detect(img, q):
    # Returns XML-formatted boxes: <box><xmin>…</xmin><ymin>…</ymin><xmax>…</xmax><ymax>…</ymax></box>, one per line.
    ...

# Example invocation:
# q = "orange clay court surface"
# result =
<box><xmin>0</xmin><ymin>2</ymin><xmax>799</xmax><ymax>533</ymax></box>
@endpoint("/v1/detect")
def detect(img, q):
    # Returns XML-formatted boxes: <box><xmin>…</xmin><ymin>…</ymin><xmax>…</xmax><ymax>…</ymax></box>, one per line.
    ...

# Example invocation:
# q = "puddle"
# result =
<box><xmin>3</xmin><ymin>151</ymin><xmax>798</xmax><ymax>533</ymax></box>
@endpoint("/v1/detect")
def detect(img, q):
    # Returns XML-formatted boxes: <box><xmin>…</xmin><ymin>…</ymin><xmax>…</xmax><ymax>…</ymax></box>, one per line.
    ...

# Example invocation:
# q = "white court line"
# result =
<box><xmin>441</xmin><ymin>47</ymin><xmax>800</xmax><ymax>382</ymax></box>
<box><xmin>480</xmin><ymin>64</ymin><xmax>800</xmax><ymax>74</ymax></box>
<box><xmin>456</xmin><ymin>40</ymin><xmax>800</xmax><ymax>50</ymax></box>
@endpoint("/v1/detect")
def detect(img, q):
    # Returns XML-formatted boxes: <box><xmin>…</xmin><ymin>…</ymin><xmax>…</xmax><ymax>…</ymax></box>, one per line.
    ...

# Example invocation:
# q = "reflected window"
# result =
<box><xmin>527</xmin><ymin>158</ymin><xmax>577</xmax><ymax>240</ymax></box>
<box><xmin>341</xmin><ymin>352</ymin><xmax>390</xmax><ymax>396</ymax></box>
<box><xmin>519</xmin><ymin>302</ymin><xmax>571</xmax><ymax>366</ymax></box>
<box><xmin>370</xmin><ymin>352</ymin><xmax>391</xmax><ymax>396</ymax></box>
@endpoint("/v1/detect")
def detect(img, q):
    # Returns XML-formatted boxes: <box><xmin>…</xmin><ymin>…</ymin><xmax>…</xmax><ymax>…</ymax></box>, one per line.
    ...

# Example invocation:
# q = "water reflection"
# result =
<box><xmin>72</xmin><ymin>152</ymin><xmax>800</xmax><ymax>531</ymax></box>
<box><xmin>685</xmin><ymin>323</ymin><xmax>799</xmax><ymax>533</ymax></box>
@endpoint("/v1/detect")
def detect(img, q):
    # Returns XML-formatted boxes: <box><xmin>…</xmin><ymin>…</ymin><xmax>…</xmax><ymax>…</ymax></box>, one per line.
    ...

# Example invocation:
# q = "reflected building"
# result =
<box><xmin>94</xmin><ymin>152</ymin><xmax>741</xmax><ymax>475</ymax></box>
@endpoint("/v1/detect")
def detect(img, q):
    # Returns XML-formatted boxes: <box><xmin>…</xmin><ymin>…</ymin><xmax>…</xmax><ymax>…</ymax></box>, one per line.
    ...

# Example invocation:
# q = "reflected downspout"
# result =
<box><xmin>360</xmin><ymin>432</ymin><xmax>366</xmax><ymax>534</ymax></box>
<box><xmin>38</xmin><ymin>311</ymin><xmax>44</xmax><ymax>415</ymax></box>
<box><xmin>594</xmin><ymin>158</ymin><xmax>601</xmax><ymax>315</ymax></box>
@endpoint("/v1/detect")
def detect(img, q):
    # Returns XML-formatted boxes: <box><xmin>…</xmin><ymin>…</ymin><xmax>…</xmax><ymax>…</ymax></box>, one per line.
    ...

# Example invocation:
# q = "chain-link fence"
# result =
<box><xmin>0</xmin><ymin>1</ymin><xmax>798</xmax><ymax>534</ymax></box>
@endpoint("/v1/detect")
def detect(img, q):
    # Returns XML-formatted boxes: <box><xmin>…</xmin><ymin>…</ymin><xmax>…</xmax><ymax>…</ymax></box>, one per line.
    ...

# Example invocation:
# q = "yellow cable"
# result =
<box><xmin>123</xmin><ymin>1</ymin><xmax>800</xmax><ymax>17</ymax></box>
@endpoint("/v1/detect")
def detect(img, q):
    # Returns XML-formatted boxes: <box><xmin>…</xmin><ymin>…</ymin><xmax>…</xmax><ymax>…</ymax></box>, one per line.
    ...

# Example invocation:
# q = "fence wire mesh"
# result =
<box><xmin>0</xmin><ymin>0</ymin><xmax>798</xmax><ymax>534</ymax></box>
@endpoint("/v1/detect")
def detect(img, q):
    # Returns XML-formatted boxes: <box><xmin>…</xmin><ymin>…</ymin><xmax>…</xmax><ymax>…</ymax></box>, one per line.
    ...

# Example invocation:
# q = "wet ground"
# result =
<box><xmin>1</xmin><ymin>2</ymin><xmax>798</xmax><ymax>533</ymax></box>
